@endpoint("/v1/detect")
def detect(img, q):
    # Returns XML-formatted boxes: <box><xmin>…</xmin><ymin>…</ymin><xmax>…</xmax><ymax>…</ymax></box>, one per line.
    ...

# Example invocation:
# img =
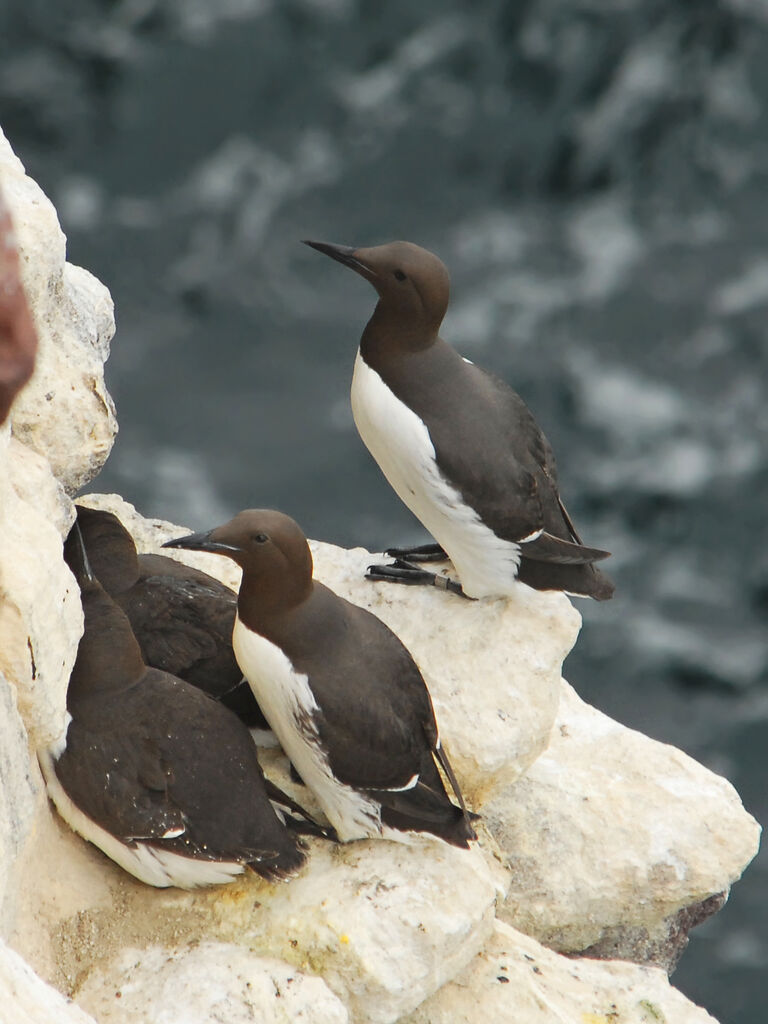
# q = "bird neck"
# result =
<box><xmin>67</xmin><ymin>585</ymin><xmax>145</xmax><ymax>707</ymax></box>
<box><xmin>360</xmin><ymin>300</ymin><xmax>439</xmax><ymax>367</ymax></box>
<box><xmin>236</xmin><ymin>570</ymin><xmax>314</xmax><ymax>637</ymax></box>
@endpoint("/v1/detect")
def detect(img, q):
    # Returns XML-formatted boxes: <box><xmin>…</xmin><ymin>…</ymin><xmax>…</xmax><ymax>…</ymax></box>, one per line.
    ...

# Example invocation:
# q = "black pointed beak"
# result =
<box><xmin>302</xmin><ymin>239</ymin><xmax>374</xmax><ymax>277</ymax></box>
<box><xmin>162</xmin><ymin>530</ymin><xmax>242</xmax><ymax>556</ymax></box>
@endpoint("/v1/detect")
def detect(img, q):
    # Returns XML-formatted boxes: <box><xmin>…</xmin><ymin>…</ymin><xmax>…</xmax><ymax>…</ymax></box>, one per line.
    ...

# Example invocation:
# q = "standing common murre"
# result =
<box><xmin>304</xmin><ymin>238</ymin><xmax>614</xmax><ymax>601</ymax></box>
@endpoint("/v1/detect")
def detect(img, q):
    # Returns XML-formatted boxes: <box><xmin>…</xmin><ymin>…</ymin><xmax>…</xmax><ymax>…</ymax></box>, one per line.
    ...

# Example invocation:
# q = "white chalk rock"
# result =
<box><xmin>0</xmin><ymin>126</ymin><xmax>116</xmax><ymax>493</ymax></box>
<box><xmin>216</xmin><ymin>841</ymin><xmax>504</xmax><ymax>1024</ymax></box>
<box><xmin>77</xmin><ymin>492</ymin><xmax>581</xmax><ymax>803</ymax></box>
<box><xmin>484</xmin><ymin>682</ymin><xmax>762</xmax><ymax>966</ymax></box>
<box><xmin>0</xmin><ymin>426</ymin><xmax>82</xmax><ymax>749</ymax></box>
<box><xmin>403</xmin><ymin>920</ymin><xmax>717</xmax><ymax>1024</ymax></box>
<box><xmin>0</xmin><ymin>673</ymin><xmax>39</xmax><ymax>935</ymax></box>
<box><xmin>34</xmin><ymin>831</ymin><xmax>503</xmax><ymax>1024</ymax></box>
<box><xmin>75</xmin><ymin>943</ymin><xmax>349</xmax><ymax>1024</ymax></box>
<box><xmin>0</xmin><ymin>940</ymin><xmax>97</xmax><ymax>1024</ymax></box>
<box><xmin>7</xmin><ymin>437</ymin><xmax>73</xmax><ymax>538</ymax></box>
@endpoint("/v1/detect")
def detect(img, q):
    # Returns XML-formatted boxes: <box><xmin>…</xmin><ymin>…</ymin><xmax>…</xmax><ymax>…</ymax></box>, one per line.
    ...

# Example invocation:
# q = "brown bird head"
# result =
<box><xmin>163</xmin><ymin>509</ymin><xmax>314</xmax><ymax>615</ymax></box>
<box><xmin>73</xmin><ymin>505</ymin><xmax>140</xmax><ymax>594</ymax></box>
<box><xmin>304</xmin><ymin>239</ymin><xmax>450</xmax><ymax>343</ymax></box>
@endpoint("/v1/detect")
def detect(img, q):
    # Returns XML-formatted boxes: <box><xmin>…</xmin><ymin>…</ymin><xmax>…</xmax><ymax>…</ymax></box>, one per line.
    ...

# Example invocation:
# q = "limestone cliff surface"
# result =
<box><xmin>0</xmin><ymin>126</ymin><xmax>759</xmax><ymax>1024</ymax></box>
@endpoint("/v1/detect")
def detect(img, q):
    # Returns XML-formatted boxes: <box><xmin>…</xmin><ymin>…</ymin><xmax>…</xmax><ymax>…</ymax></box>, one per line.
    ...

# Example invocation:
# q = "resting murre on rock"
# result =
<box><xmin>39</xmin><ymin>525</ymin><xmax>313</xmax><ymax>889</ymax></box>
<box><xmin>70</xmin><ymin>505</ymin><xmax>270</xmax><ymax>735</ymax></box>
<box><xmin>304</xmin><ymin>239</ymin><xmax>614</xmax><ymax>602</ymax></box>
<box><xmin>163</xmin><ymin>509</ymin><xmax>477</xmax><ymax>848</ymax></box>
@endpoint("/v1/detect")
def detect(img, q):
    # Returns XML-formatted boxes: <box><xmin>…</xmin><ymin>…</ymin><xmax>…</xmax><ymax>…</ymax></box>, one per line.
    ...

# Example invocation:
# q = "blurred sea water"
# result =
<box><xmin>2</xmin><ymin>1</ymin><xmax>767</xmax><ymax>1019</ymax></box>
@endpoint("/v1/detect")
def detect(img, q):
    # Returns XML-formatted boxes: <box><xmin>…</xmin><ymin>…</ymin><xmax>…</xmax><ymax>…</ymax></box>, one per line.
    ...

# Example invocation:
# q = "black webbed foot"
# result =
<box><xmin>365</xmin><ymin>559</ymin><xmax>471</xmax><ymax>600</ymax></box>
<box><xmin>383</xmin><ymin>542</ymin><xmax>448</xmax><ymax>563</ymax></box>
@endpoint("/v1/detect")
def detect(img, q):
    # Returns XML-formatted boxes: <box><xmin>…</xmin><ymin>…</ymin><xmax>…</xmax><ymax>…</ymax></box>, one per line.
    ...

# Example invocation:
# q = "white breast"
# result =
<box><xmin>38</xmin><ymin>748</ymin><xmax>245</xmax><ymax>889</ymax></box>
<box><xmin>351</xmin><ymin>351</ymin><xmax>522</xmax><ymax>598</ymax></box>
<box><xmin>232</xmin><ymin>617</ymin><xmax>382</xmax><ymax>842</ymax></box>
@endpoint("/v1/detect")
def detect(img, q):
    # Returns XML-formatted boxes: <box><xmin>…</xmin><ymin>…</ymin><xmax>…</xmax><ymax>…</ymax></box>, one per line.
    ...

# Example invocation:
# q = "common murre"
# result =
<box><xmin>164</xmin><ymin>509</ymin><xmax>476</xmax><ymax>848</ymax></box>
<box><xmin>40</xmin><ymin>525</ymin><xmax>311</xmax><ymax>889</ymax></box>
<box><xmin>70</xmin><ymin>505</ymin><xmax>269</xmax><ymax>734</ymax></box>
<box><xmin>304</xmin><ymin>239</ymin><xmax>614</xmax><ymax>602</ymax></box>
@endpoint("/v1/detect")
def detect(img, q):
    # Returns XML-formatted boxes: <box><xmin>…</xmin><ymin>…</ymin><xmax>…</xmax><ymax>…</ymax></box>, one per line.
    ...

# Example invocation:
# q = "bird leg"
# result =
<box><xmin>365</xmin><ymin>558</ymin><xmax>472</xmax><ymax>600</ymax></box>
<box><xmin>384</xmin><ymin>542</ymin><xmax>448</xmax><ymax>563</ymax></box>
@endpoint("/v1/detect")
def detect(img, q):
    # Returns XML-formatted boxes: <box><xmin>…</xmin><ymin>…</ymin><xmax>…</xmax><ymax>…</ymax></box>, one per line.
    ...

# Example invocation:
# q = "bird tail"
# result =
<box><xmin>247</xmin><ymin>837</ymin><xmax>307</xmax><ymax>881</ymax></box>
<box><xmin>515</xmin><ymin>489</ymin><xmax>615</xmax><ymax>597</ymax></box>
<box><xmin>517</xmin><ymin>558</ymin><xmax>615</xmax><ymax>600</ymax></box>
<box><xmin>378</xmin><ymin>785</ymin><xmax>477</xmax><ymax>848</ymax></box>
<box><xmin>521</xmin><ymin>531</ymin><xmax>611</xmax><ymax>565</ymax></box>
<box><xmin>375</xmin><ymin>754</ymin><xmax>478</xmax><ymax>849</ymax></box>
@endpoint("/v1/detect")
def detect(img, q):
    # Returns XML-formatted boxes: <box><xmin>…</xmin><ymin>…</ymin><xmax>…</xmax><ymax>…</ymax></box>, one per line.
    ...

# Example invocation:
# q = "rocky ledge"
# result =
<box><xmin>0</xmin><ymin>126</ymin><xmax>760</xmax><ymax>1024</ymax></box>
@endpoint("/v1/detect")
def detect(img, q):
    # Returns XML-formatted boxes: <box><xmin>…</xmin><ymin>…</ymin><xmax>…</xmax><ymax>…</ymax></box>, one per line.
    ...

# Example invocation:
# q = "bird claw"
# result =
<box><xmin>365</xmin><ymin>560</ymin><xmax>470</xmax><ymax>599</ymax></box>
<box><xmin>365</xmin><ymin>560</ymin><xmax>431</xmax><ymax>586</ymax></box>
<box><xmin>383</xmin><ymin>542</ymin><xmax>448</xmax><ymax>563</ymax></box>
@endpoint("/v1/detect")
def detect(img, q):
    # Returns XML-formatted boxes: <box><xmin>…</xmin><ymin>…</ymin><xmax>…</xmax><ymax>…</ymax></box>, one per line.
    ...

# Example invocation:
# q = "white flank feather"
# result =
<box><xmin>351</xmin><ymin>351</ymin><xmax>522</xmax><ymax>598</ymax></box>
<box><xmin>233</xmin><ymin>617</ymin><xmax>383</xmax><ymax>842</ymax></box>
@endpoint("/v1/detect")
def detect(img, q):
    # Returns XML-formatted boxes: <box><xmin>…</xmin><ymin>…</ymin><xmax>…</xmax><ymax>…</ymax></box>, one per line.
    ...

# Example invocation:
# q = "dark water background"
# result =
<box><xmin>2</xmin><ymin>1</ymin><xmax>766</xmax><ymax>1019</ymax></box>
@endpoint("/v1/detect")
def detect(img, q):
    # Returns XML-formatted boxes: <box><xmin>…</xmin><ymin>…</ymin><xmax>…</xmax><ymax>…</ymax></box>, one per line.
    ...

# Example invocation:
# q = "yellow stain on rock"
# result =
<box><xmin>339</xmin><ymin>934</ymin><xmax>350</xmax><ymax>945</ymax></box>
<box><xmin>638</xmin><ymin>1001</ymin><xmax>666</xmax><ymax>1022</ymax></box>
<box><xmin>218</xmin><ymin>886</ymin><xmax>249</xmax><ymax>905</ymax></box>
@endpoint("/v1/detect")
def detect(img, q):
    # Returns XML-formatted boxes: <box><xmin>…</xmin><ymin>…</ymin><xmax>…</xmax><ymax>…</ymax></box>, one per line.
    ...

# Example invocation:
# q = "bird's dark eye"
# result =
<box><xmin>393</xmin><ymin>269</ymin><xmax>407</xmax><ymax>281</ymax></box>
<box><xmin>253</xmin><ymin>533</ymin><xmax>269</xmax><ymax>544</ymax></box>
